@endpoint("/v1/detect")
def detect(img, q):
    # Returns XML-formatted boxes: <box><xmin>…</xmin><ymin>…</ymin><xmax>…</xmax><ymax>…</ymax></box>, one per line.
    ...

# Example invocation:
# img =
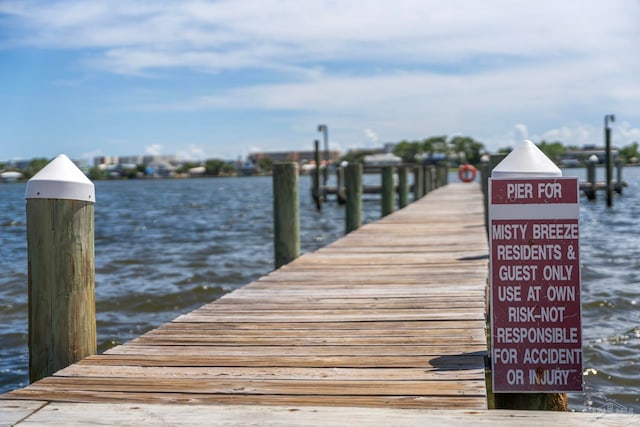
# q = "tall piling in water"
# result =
<box><xmin>273</xmin><ymin>162</ymin><xmax>300</xmax><ymax>269</ymax></box>
<box><xmin>345</xmin><ymin>163</ymin><xmax>362</xmax><ymax>234</ymax></box>
<box><xmin>398</xmin><ymin>165</ymin><xmax>409</xmax><ymax>209</ymax></box>
<box><xmin>381</xmin><ymin>166</ymin><xmax>394</xmax><ymax>217</ymax></box>
<box><xmin>413</xmin><ymin>166</ymin><xmax>424</xmax><ymax>200</ymax></box>
<box><xmin>25</xmin><ymin>154</ymin><xmax>96</xmax><ymax>383</ymax></box>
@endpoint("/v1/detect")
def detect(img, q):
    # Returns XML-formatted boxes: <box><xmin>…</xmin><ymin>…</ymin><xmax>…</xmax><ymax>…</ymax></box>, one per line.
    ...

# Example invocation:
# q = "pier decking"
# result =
<box><xmin>3</xmin><ymin>182</ymin><xmax>634</xmax><ymax>425</ymax></box>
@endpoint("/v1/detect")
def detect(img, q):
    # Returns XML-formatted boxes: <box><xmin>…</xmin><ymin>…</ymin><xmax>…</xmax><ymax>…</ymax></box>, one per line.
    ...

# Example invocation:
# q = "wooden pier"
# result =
<box><xmin>2</xmin><ymin>183</ymin><xmax>636</xmax><ymax>425</ymax></box>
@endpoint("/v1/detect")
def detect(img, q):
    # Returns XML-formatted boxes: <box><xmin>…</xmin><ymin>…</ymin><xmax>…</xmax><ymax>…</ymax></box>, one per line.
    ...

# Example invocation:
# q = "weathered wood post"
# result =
<box><xmin>425</xmin><ymin>165</ymin><xmax>434</xmax><ymax>193</ymax></box>
<box><xmin>421</xmin><ymin>165</ymin><xmax>429</xmax><ymax>194</ymax></box>
<box><xmin>585</xmin><ymin>157</ymin><xmax>597</xmax><ymax>201</ymax></box>
<box><xmin>437</xmin><ymin>162</ymin><xmax>449</xmax><ymax>187</ymax></box>
<box><xmin>615</xmin><ymin>159</ymin><xmax>623</xmax><ymax>194</ymax></box>
<box><xmin>489</xmin><ymin>141</ymin><xmax>578</xmax><ymax>411</ymax></box>
<box><xmin>25</xmin><ymin>154</ymin><xmax>96</xmax><ymax>383</ymax></box>
<box><xmin>397</xmin><ymin>165</ymin><xmax>409</xmax><ymax>209</ymax></box>
<box><xmin>433</xmin><ymin>164</ymin><xmax>439</xmax><ymax>188</ymax></box>
<box><xmin>442</xmin><ymin>161</ymin><xmax>449</xmax><ymax>185</ymax></box>
<box><xmin>413</xmin><ymin>165</ymin><xmax>424</xmax><ymax>200</ymax></box>
<box><xmin>273</xmin><ymin>162</ymin><xmax>300</xmax><ymax>269</ymax></box>
<box><xmin>336</xmin><ymin>165</ymin><xmax>346</xmax><ymax>204</ymax></box>
<box><xmin>381</xmin><ymin>166</ymin><xmax>394</xmax><ymax>217</ymax></box>
<box><xmin>312</xmin><ymin>139</ymin><xmax>322</xmax><ymax>210</ymax></box>
<box><xmin>345</xmin><ymin>163</ymin><xmax>362</xmax><ymax>234</ymax></box>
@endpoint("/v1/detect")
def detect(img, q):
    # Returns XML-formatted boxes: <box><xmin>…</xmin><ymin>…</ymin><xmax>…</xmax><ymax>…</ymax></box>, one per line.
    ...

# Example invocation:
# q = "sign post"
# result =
<box><xmin>489</xmin><ymin>141</ymin><xmax>582</xmax><ymax>409</ymax></box>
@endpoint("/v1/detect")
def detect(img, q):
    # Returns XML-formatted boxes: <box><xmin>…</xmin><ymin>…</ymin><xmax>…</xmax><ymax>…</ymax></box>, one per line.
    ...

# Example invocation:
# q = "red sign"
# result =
<box><xmin>490</xmin><ymin>177</ymin><xmax>582</xmax><ymax>392</ymax></box>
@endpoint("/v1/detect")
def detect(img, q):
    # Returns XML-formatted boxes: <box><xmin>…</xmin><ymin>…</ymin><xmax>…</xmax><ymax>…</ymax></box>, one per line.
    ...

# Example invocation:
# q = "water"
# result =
<box><xmin>0</xmin><ymin>175</ymin><xmax>382</xmax><ymax>393</ymax></box>
<box><xmin>1</xmin><ymin>170</ymin><xmax>639</xmax><ymax>412</ymax></box>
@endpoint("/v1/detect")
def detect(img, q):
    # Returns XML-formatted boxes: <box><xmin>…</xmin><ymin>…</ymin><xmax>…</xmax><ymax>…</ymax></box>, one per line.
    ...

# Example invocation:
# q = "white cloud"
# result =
<box><xmin>145</xmin><ymin>144</ymin><xmax>163</xmax><ymax>156</ymax></box>
<box><xmin>538</xmin><ymin>126</ymin><xmax>593</xmax><ymax>146</ymax></box>
<box><xmin>363</xmin><ymin>128</ymin><xmax>379</xmax><ymax>145</ymax></box>
<box><xmin>514</xmin><ymin>124</ymin><xmax>529</xmax><ymax>141</ymax></box>
<box><xmin>176</xmin><ymin>144</ymin><xmax>207</xmax><ymax>161</ymax></box>
<box><xmin>485</xmin><ymin>121</ymin><xmax>640</xmax><ymax>153</ymax></box>
<box><xmin>616</xmin><ymin>121</ymin><xmax>640</xmax><ymax>143</ymax></box>
<box><xmin>1</xmin><ymin>1</ymin><xmax>639</xmax><ymax>158</ymax></box>
<box><xmin>3</xmin><ymin>1</ymin><xmax>639</xmax><ymax>75</ymax></box>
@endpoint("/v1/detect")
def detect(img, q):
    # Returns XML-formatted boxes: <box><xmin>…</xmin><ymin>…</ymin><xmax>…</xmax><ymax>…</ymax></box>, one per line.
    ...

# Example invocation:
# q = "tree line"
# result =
<box><xmin>341</xmin><ymin>136</ymin><xmax>640</xmax><ymax>167</ymax></box>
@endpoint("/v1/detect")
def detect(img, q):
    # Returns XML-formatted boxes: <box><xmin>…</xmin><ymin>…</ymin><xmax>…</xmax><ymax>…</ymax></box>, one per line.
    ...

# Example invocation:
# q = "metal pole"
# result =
<box><xmin>318</xmin><ymin>124</ymin><xmax>329</xmax><ymax>186</ymax></box>
<box><xmin>605</xmin><ymin>114</ymin><xmax>615</xmax><ymax>208</ymax></box>
<box><xmin>313</xmin><ymin>139</ymin><xmax>322</xmax><ymax>211</ymax></box>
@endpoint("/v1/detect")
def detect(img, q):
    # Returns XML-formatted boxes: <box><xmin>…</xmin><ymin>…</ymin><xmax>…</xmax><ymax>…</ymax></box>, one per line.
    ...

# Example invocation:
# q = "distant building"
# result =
<box><xmin>94</xmin><ymin>156</ymin><xmax>120</xmax><ymax>166</ymax></box>
<box><xmin>94</xmin><ymin>154</ymin><xmax>179</xmax><ymax>167</ymax></box>
<box><xmin>118</xmin><ymin>155</ymin><xmax>144</xmax><ymax>165</ymax></box>
<box><xmin>248</xmin><ymin>150</ymin><xmax>341</xmax><ymax>168</ymax></box>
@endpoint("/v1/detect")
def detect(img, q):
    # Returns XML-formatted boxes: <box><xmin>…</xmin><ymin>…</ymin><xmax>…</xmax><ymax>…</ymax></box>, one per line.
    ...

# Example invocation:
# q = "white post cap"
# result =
<box><xmin>492</xmin><ymin>140</ymin><xmax>562</xmax><ymax>178</ymax></box>
<box><xmin>25</xmin><ymin>154</ymin><xmax>95</xmax><ymax>202</ymax></box>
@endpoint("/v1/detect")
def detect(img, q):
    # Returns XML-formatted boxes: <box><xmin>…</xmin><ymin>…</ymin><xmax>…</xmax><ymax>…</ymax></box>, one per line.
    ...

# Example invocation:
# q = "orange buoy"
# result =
<box><xmin>458</xmin><ymin>164</ymin><xmax>477</xmax><ymax>183</ymax></box>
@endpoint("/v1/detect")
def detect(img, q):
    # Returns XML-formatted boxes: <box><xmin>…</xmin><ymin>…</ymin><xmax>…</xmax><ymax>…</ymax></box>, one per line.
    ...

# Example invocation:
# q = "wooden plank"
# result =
<box><xmin>172</xmin><ymin>310</ymin><xmax>485</xmax><ymax>322</ymax></box>
<box><xmin>104</xmin><ymin>344</ymin><xmax>487</xmax><ymax>356</ymax></box>
<box><xmin>157</xmin><ymin>320</ymin><xmax>487</xmax><ymax>330</ymax></box>
<box><xmin>4</xmin><ymin>393</ymin><xmax>487</xmax><ymax>409</ymax></box>
<box><xmin>17</xmin><ymin>377</ymin><xmax>487</xmax><ymax>397</ymax></box>
<box><xmin>54</xmin><ymin>365</ymin><xmax>485</xmax><ymax>381</ymax></box>
<box><xmin>0</xmin><ymin>400</ymin><xmax>47</xmax><ymax>426</ymax></box>
<box><xmin>143</xmin><ymin>326</ymin><xmax>485</xmax><ymax>338</ymax></box>
<box><xmin>127</xmin><ymin>335</ymin><xmax>486</xmax><ymax>347</ymax></box>
<box><xmin>69</xmin><ymin>353</ymin><xmax>486</xmax><ymax>369</ymax></box>
<box><xmin>7</xmin><ymin>403</ymin><xmax>637</xmax><ymax>426</ymax></box>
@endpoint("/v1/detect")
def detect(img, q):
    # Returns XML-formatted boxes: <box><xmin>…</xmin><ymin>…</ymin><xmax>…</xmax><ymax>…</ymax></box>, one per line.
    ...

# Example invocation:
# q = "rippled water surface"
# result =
<box><xmin>1</xmin><ymin>170</ymin><xmax>639</xmax><ymax>412</ymax></box>
<box><xmin>0</xmin><ymin>175</ymin><xmax>382</xmax><ymax>393</ymax></box>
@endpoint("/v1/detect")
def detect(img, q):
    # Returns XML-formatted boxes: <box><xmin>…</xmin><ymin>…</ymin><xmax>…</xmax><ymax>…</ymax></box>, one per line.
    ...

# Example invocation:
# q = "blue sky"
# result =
<box><xmin>1</xmin><ymin>0</ymin><xmax>639</xmax><ymax>163</ymax></box>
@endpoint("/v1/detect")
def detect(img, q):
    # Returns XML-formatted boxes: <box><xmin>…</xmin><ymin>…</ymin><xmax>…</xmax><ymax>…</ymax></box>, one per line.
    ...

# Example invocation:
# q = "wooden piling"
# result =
<box><xmin>425</xmin><ymin>165</ymin><xmax>434</xmax><ymax>193</ymax></box>
<box><xmin>381</xmin><ymin>166</ymin><xmax>394</xmax><ymax>217</ymax></box>
<box><xmin>585</xmin><ymin>160</ymin><xmax>597</xmax><ymax>201</ymax></box>
<box><xmin>605</xmin><ymin>125</ymin><xmax>613</xmax><ymax>207</ymax></box>
<box><xmin>273</xmin><ymin>162</ymin><xmax>300</xmax><ymax>269</ymax></box>
<box><xmin>495</xmin><ymin>393</ymin><xmax>568</xmax><ymax>411</ymax></box>
<box><xmin>397</xmin><ymin>165</ymin><xmax>409</xmax><ymax>209</ymax></box>
<box><xmin>437</xmin><ymin>162</ymin><xmax>449</xmax><ymax>187</ymax></box>
<box><xmin>345</xmin><ymin>163</ymin><xmax>362</xmax><ymax>234</ymax></box>
<box><xmin>313</xmin><ymin>140</ymin><xmax>322</xmax><ymax>211</ymax></box>
<box><xmin>25</xmin><ymin>155</ymin><xmax>96</xmax><ymax>383</ymax></box>
<box><xmin>615</xmin><ymin>159</ymin><xmax>623</xmax><ymax>194</ymax></box>
<box><xmin>336</xmin><ymin>166</ymin><xmax>346</xmax><ymax>204</ymax></box>
<box><xmin>413</xmin><ymin>166</ymin><xmax>424</xmax><ymax>200</ymax></box>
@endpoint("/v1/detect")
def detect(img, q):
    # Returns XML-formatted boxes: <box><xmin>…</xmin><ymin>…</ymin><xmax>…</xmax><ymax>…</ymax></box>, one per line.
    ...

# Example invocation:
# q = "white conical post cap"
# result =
<box><xmin>25</xmin><ymin>154</ymin><xmax>95</xmax><ymax>202</ymax></box>
<box><xmin>492</xmin><ymin>140</ymin><xmax>562</xmax><ymax>178</ymax></box>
